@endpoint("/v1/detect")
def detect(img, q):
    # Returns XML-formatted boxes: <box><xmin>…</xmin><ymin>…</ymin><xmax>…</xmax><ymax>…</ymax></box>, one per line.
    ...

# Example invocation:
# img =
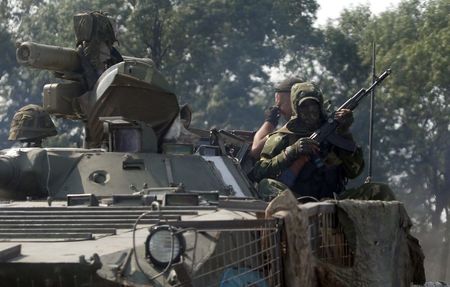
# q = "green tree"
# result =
<box><xmin>0</xmin><ymin>0</ymin><xmax>321</xmax><ymax>147</ymax></box>
<box><xmin>369</xmin><ymin>0</ymin><xmax>449</xmax><ymax>279</ymax></box>
<box><xmin>123</xmin><ymin>0</ymin><xmax>320</xmax><ymax>129</ymax></box>
<box><xmin>0</xmin><ymin>0</ymin><xmax>129</xmax><ymax>147</ymax></box>
<box><xmin>0</xmin><ymin>1</ymin><xmax>24</xmax><ymax>143</ymax></box>
<box><xmin>320</xmin><ymin>0</ymin><xmax>449</xmax><ymax>279</ymax></box>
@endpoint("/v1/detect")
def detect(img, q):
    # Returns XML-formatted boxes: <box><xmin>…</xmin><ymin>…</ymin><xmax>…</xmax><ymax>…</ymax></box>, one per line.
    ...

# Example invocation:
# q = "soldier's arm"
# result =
<box><xmin>250</xmin><ymin>122</ymin><xmax>276</xmax><ymax>159</ymax></box>
<box><xmin>252</xmin><ymin>134</ymin><xmax>312</xmax><ymax>185</ymax></box>
<box><xmin>250</xmin><ymin>106</ymin><xmax>281</xmax><ymax>159</ymax></box>
<box><xmin>253</xmin><ymin>134</ymin><xmax>320</xmax><ymax>187</ymax></box>
<box><xmin>252</xmin><ymin>134</ymin><xmax>291</xmax><ymax>181</ymax></box>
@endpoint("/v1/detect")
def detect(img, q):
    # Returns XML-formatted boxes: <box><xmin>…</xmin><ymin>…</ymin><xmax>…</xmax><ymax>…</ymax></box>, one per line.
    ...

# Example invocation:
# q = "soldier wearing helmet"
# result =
<box><xmin>8</xmin><ymin>104</ymin><xmax>57</xmax><ymax>147</ymax></box>
<box><xmin>252</xmin><ymin>82</ymin><xmax>363</xmax><ymax>200</ymax></box>
<box><xmin>74</xmin><ymin>11</ymin><xmax>123</xmax><ymax>89</ymax></box>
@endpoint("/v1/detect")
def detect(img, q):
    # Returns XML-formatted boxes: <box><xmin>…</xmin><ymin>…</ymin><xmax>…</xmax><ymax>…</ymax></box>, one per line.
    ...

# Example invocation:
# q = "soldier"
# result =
<box><xmin>8</xmin><ymin>104</ymin><xmax>57</xmax><ymax>148</ymax></box>
<box><xmin>249</xmin><ymin>77</ymin><xmax>302</xmax><ymax>159</ymax></box>
<box><xmin>252</xmin><ymin>82</ymin><xmax>364</xmax><ymax>200</ymax></box>
<box><xmin>252</xmin><ymin>82</ymin><xmax>425</xmax><ymax>283</ymax></box>
<box><xmin>74</xmin><ymin>11</ymin><xmax>123</xmax><ymax>89</ymax></box>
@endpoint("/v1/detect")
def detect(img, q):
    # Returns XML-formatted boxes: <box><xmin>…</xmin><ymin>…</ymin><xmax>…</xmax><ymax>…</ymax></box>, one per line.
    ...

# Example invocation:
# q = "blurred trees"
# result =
<box><xmin>0</xmin><ymin>0</ymin><xmax>449</xmax><ymax>278</ymax></box>
<box><xmin>372</xmin><ymin>0</ymin><xmax>449</xmax><ymax>229</ymax></box>
<box><xmin>0</xmin><ymin>1</ymin><xmax>23</xmax><ymax>142</ymax></box>
<box><xmin>0</xmin><ymin>0</ymin><xmax>128</xmax><ymax>146</ymax></box>
<box><xmin>0</xmin><ymin>0</ymin><xmax>319</xmax><ymax>142</ymax></box>
<box><xmin>369</xmin><ymin>0</ymin><xmax>449</xmax><ymax>279</ymax></box>
<box><xmin>318</xmin><ymin>0</ymin><xmax>449</xmax><ymax>279</ymax></box>
<box><xmin>123</xmin><ymin>0</ymin><xmax>320</xmax><ymax>128</ymax></box>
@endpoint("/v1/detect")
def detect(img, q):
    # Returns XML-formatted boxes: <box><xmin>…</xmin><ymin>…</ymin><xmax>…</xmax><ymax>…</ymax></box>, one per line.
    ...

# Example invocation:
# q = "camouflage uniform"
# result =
<box><xmin>254</xmin><ymin>82</ymin><xmax>423</xmax><ymax>282</ymax></box>
<box><xmin>252</xmin><ymin>82</ymin><xmax>365</xmax><ymax>200</ymax></box>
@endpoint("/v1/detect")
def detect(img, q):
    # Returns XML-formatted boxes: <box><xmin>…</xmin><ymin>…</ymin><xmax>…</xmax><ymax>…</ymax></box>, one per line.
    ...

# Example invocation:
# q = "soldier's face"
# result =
<box><xmin>298</xmin><ymin>100</ymin><xmax>321</xmax><ymax>129</ymax></box>
<box><xmin>275</xmin><ymin>92</ymin><xmax>293</xmax><ymax>120</ymax></box>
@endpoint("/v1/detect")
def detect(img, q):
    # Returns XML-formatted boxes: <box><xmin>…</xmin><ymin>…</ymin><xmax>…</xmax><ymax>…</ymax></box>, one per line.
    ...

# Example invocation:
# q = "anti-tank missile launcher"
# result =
<box><xmin>15</xmin><ymin>40</ymin><xmax>179</xmax><ymax>148</ymax></box>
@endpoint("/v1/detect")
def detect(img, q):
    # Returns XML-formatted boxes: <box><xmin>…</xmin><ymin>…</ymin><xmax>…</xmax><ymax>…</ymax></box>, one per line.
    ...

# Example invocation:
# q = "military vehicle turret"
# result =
<box><xmin>0</xmin><ymin>11</ymin><xmax>427</xmax><ymax>287</ymax></box>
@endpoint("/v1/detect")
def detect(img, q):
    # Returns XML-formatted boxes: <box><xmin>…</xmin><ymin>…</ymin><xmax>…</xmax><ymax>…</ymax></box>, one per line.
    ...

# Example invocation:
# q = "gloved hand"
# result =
<box><xmin>335</xmin><ymin>109</ymin><xmax>353</xmax><ymax>132</ymax></box>
<box><xmin>284</xmin><ymin>137</ymin><xmax>319</xmax><ymax>162</ymax></box>
<box><xmin>264</xmin><ymin>106</ymin><xmax>280</xmax><ymax>126</ymax></box>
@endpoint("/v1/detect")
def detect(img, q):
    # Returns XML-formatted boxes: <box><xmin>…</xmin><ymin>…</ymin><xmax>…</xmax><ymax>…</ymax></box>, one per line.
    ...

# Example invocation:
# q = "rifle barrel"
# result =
<box><xmin>366</xmin><ymin>69</ymin><xmax>391</xmax><ymax>93</ymax></box>
<box><xmin>311</xmin><ymin>69</ymin><xmax>391</xmax><ymax>144</ymax></box>
<box><xmin>338</xmin><ymin>69</ymin><xmax>391</xmax><ymax>111</ymax></box>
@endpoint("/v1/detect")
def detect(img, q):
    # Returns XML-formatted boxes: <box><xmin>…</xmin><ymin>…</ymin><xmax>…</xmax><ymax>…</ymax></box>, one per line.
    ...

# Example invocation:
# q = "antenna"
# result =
<box><xmin>365</xmin><ymin>41</ymin><xmax>376</xmax><ymax>183</ymax></box>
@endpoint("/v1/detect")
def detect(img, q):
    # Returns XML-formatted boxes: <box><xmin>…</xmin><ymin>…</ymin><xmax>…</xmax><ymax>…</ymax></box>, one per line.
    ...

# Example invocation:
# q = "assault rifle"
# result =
<box><xmin>309</xmin><ymin>69</ymin><xmax>391</xmax><ymax>152</ymax></box>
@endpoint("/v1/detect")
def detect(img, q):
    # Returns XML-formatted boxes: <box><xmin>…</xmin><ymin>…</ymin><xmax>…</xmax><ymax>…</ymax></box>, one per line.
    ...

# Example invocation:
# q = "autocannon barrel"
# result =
<box><xmin>16</xmin><ymin>41</ymin><xmax>82</xmax><ymax>72</ymax></box>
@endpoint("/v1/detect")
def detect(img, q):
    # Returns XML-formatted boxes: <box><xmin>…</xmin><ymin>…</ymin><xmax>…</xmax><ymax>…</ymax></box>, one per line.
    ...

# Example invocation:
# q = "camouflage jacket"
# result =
<box><xmin>252</xmin><ymin>82</ymin><xmax>364</xmax><ymax>199</ymax></box>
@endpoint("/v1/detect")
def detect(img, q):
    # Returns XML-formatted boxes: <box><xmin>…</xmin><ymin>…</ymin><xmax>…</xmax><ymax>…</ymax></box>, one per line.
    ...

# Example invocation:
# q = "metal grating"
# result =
<box><xmin>0</xmin><ymin>207</ymin><xmax>197</xmax><ymax>241</ymax></box>
<box><xmin>173</xmin><ymin>219</ymin><xmax>283</xmax><ymax>287</ymax></box>
<box><xmin>308</xmin><ymin>207</ymin><xmax>354</xmax><ymax>267</ymax></box>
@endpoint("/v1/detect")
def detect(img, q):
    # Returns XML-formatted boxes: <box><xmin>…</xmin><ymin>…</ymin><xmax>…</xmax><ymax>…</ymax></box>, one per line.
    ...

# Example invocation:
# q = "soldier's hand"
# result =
<box><xmin>264</xmin><ymin>106</ymin><xmax>280</xmax><ymax>126</ymax></box>
<box><xmin>285</xmin><ymin>137</ymin><xmax>319</xmax><ymax>162</ymax></box>
<box><xmin>335</xmin><ymin>109</ymin><xmax>353</xmax><ymax>131</ymax></box>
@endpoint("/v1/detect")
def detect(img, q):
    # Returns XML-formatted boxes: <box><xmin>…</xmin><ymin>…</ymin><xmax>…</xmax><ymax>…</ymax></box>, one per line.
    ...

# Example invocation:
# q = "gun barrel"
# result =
<box><xmin>311</xmin><ymin>69</ymin><xmax>392</xmax><ymax>144</ymax></box>
<box><xmin>16</xmin><ymin>41</ymin><xmax>82</xmax><ymax>72</ymax></box>
<box><xmin>366</xmin><ymin>68</ymin><xmax>391</xmax><ymax>93</ymax></box>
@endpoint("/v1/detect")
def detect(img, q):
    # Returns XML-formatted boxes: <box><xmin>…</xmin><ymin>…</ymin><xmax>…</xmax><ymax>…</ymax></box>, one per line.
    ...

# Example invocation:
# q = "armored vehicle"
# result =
<box><xmin>0</xmin><ymin>14</ymin><xmax>425</xmax><ymax>287</ymax></box>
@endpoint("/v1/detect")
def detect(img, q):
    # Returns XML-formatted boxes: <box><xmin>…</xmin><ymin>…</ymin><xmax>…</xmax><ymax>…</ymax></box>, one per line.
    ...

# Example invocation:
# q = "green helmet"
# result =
<box><xmin>73</xmin><ymin>11</ymin><xmax>117</xmax><ymax>47</ymax></box>
<box><xmin>290</xmin><ymin>82</ymin><xmax>325</xmax><ymax>120</ymax></box>
<box><xmin>8</xmin><ymin>104</ymin><xmax>57</xmax><ymax>142</ymax></box>
<box><xmin>278</xmin><ymin>82</ymin><xmax>327</xmax><ymax>136</ymax></box>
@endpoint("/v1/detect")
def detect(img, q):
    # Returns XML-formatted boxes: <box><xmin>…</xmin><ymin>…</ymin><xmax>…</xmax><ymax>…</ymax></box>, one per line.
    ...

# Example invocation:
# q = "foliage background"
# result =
<box><xmin>0</xmin><ymin>0</ymin><xmax>448</xmax><ymax>280</ymax></box>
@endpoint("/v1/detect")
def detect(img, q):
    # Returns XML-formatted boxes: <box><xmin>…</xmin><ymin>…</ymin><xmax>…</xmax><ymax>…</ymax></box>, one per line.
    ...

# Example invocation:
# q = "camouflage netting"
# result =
<box><xmin>265</xmin><ymin>191</ymin><xmax>316</xmax><ymax>286</ymax></box>
<box><xmin>0</xmin><ymin>149</ymin><xmax>83</xmax><ymax>200</ymax></box>
<box><xmin>266</xmin><ymin>191</ymin><xmax>422</xmax><ymax>287</ymax></box>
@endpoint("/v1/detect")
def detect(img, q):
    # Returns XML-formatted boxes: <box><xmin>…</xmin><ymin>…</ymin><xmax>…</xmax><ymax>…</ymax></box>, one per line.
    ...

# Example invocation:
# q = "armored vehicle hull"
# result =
<box><xmin>0</xmin><ymin>193</ymin><xmax>419</xmax><ymax>287</ymax></box>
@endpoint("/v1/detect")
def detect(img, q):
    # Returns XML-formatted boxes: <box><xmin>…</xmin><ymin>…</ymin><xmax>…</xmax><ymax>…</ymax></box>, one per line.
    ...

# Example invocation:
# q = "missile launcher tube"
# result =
<box><xmin>16</xmin><ymin>41</ymin><xmax>82</xmax><ymax>72</ymax></box>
